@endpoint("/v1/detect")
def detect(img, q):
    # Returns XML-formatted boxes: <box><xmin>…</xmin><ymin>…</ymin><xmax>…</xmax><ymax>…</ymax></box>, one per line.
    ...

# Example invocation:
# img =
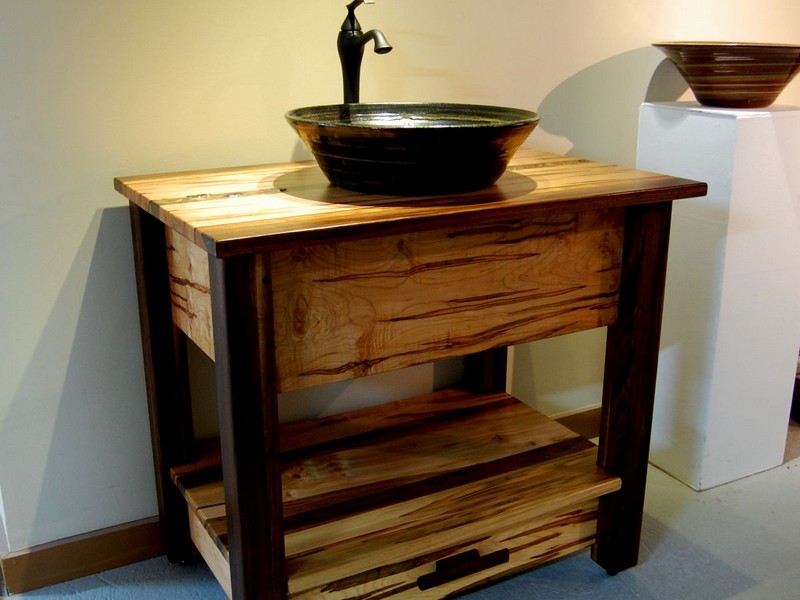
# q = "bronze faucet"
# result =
<box><xmin>338</xmin><ymin>0</ymin><xmax>392</xmax><ymax>103</ymax></box>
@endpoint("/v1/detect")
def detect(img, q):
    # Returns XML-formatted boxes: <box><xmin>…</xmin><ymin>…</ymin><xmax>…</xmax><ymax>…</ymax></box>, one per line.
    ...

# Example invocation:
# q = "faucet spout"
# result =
<box><xmin>368</xmin><ymin>29</ymin><xmax>392</xmax><ymax>54</ymax></box>
<box><xmin>338</xmin><ymin>1</ymin><xmax>392</xmax><ymax>103</ymax></box>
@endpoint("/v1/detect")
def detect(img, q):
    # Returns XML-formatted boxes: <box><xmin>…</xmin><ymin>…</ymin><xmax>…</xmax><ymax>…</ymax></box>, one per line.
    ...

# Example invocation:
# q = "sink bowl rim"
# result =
<box><xmin>653</xmin><ymin>41</ymin><xmax>800</xmax><ymax>49</ymax></box>
<box><xmin>285</xmin><ymin>102</ymin><xmax>540</xmax><ymax>130</ymax></box>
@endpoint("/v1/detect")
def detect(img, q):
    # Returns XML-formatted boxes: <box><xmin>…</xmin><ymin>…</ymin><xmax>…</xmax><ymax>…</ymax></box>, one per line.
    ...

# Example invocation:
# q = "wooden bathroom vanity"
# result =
<box><xmin>116</xmin><ymin>149</ymin><xmax>705</xmax><ymax>599</ymax></box>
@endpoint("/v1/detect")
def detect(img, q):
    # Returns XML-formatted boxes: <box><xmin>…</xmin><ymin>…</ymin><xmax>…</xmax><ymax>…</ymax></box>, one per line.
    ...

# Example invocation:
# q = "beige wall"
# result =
<box><xmin>1</xmin><ymin>0</ymin><xmax>799</xmax><ymax>552</ymax></box>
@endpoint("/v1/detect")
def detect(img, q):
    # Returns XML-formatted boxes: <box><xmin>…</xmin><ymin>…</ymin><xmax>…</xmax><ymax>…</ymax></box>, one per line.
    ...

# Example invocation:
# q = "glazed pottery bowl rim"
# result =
<box><xmin>285</xmin><ymin>102</ymin><xmax>541</xmax><ymax>131</ymax></box>
<box><xmin>653</xmin><ymin>41</ymin><xmax>800</xmax><ymax>50</ymax></box>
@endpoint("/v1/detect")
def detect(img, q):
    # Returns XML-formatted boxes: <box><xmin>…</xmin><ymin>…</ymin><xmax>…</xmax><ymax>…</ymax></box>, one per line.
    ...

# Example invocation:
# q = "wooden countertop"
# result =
<box><xmin>115</xmin><ymin>148</ymin><xmax>706</xmax><ymax>257</ymax></box>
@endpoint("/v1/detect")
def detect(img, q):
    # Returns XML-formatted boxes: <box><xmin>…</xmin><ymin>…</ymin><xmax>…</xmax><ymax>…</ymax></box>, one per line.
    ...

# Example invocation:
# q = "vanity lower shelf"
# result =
<box><xmin>171</xmin><ymin>389</ymin><xmax>621</xmax><ymax>599</ymax></box>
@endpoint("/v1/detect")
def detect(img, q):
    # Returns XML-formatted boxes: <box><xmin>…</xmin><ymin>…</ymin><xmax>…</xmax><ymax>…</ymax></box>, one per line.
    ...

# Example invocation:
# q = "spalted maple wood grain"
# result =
<box><xmin>114</xmin><ymin>149</ymin><xmax>706</xmax><ymax>258</ymax></box>
<box><xmin>271</xmin><ymin>210</ymin><xmax>623</xmax><ymax>391</ymax></box>
<box><xmin>172</xmin><ymin>390</ymin><xmax>621</xmax><ymax>598</ymax></box>
<box><xmin>166</xmin><ymin>227</ymin><xmax>214</xmax><ymax>359</ymax></box>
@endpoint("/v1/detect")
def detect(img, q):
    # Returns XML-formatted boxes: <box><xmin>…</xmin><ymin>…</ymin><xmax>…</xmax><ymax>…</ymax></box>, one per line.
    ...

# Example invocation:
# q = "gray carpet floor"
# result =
<box><xmin>3</xmin><ymin>454</ymin><xmax>799</xmax><ymax>599</ymax></box>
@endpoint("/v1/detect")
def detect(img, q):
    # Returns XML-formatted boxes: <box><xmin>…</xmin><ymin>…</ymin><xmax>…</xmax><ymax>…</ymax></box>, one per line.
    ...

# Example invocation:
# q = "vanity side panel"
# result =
<box><xmin>166</xmin><ymin>228</ymin><xmax>215</xmax><ymax>360</ymax></box>
<box><xmin>271</xmin><ymin>210</ymin><xmax>623</xmax><ymax>392</ymax></box>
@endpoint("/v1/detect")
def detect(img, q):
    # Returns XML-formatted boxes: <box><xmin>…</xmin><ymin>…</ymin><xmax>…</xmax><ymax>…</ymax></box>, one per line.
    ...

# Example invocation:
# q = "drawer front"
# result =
<box><xmin>271</xmin><ymin>210</ymin><xmax>622</xmax><ymax>391</ymax></box>
<box><xmin>288</xmin><ymin>501</ymin><xmax>601</xmax><ymax>599</ymax></box>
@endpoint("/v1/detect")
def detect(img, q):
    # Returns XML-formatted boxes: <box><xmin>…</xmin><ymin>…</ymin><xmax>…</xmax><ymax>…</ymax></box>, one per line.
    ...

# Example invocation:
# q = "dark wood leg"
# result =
<box><xmin>210</xmin><ymin>254</ymin><xmax>286</xmax><ymax>600</ymax></box>
<box><xmin>593</xmin><ymin>201</ymin><xmax>673</xmax><ymax>575</ymax></box>
<box><xmin>463</xmin><ymin>348</ymin><xmax>508</xmax><ymax>394</ymax></box>
<box><xmin>129</xmin><ymin>203</ymin><xmax>196</xmax><ymax>563</ymax></box>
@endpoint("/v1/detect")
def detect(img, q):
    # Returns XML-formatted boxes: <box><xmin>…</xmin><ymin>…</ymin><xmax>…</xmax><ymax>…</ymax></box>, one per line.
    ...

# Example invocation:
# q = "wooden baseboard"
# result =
<box><xmin>0</xmin><ymin>517</ymin><xmax>162</xmax><ymax>594</ymax></box>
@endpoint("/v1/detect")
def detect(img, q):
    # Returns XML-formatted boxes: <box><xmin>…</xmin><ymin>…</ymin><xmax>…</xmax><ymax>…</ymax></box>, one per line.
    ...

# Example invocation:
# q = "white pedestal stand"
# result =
<box><xmin>637</xmin><ymin>101</ymin><xmax>800</xmax><ymax>490</ymax></box>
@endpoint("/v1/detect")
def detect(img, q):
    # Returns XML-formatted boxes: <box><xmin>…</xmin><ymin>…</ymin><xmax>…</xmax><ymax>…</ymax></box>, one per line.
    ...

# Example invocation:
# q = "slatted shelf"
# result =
<box><xmin>172</xmin><ymin>389</ymin><xmax>620</xmax><ymax>599</ymax></box>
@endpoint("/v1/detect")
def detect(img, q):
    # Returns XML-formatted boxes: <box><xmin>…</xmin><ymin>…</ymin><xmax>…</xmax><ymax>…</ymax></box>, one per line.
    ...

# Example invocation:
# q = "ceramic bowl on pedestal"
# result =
<box><xmin>653</xmin><ymin>42</ymin><xmax>800</xmax><ymax>108</ymax></box>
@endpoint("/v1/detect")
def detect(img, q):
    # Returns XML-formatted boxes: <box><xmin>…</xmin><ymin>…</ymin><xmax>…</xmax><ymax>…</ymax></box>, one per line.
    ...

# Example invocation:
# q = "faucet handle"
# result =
<box><xmin>343</xmin><ymin>0</ymin><xmax>374</xmax><ymax>32</ymax></box>
<box><xmin>347</xmin><ymin>0</ymin><xmax>374</xmax><ymax>11</ymax></box>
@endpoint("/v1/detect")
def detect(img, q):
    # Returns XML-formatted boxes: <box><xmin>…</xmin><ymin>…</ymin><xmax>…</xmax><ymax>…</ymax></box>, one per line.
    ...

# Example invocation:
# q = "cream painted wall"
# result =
<box><xmin>1</xmin><ymin>0</ymin><xmax>799</xmax><ymax>552</ymax></box>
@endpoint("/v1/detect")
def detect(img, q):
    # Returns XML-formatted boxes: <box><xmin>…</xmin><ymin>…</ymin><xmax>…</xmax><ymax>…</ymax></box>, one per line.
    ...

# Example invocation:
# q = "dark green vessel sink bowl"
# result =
<box><xmin>285</xmin><ymin>102</ymin><xmax>540</xmax><ymax>195</ymax></box>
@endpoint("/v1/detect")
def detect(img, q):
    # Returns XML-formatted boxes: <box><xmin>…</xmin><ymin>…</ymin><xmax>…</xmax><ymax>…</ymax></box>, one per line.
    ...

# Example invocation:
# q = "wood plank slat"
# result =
<box><xmin>279</xmin><ymin>388</ymin><xmax>515</xmax><ymax>458</ymax></box>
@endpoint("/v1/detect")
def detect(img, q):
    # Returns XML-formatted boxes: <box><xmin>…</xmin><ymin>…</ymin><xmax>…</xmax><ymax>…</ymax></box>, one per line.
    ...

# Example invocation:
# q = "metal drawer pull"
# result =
<box><xmin>417</xmin><ymin>548</ymin><xmax>510</xmax><ymax>590</ymax></box>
